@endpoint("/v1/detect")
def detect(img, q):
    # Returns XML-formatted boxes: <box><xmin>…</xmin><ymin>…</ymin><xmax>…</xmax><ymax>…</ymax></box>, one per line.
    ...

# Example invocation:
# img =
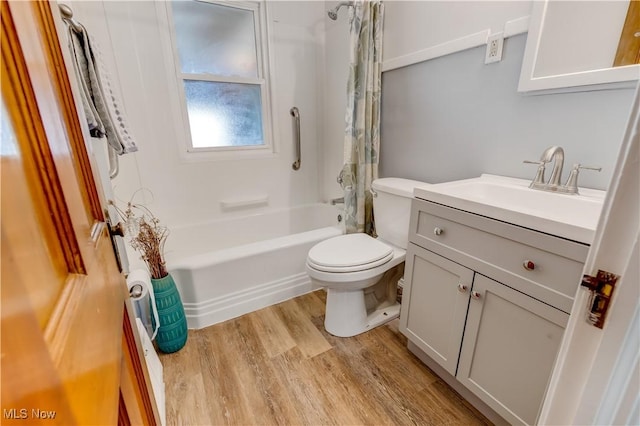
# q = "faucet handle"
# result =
<box><xmin>573</xmin><ymin>164</ymin><xmax>602</xmax><ymax>173</ymax></box>
<box><xmin>563</xmin><ymin>163</ymin><xmax>602</xmax><ymax>194</ymax></box>
<box><xmin>523</xmin><ymin>160</ymin><xmax>548</xmax><ymax>188</ymax></box>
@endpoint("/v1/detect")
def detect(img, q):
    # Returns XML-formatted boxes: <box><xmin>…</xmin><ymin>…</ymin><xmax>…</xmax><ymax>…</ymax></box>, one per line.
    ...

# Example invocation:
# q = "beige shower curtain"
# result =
<box><xmin>341</xmin><ymin>0</ymin><xmax>384</xmax><ymax>236</ymax></box>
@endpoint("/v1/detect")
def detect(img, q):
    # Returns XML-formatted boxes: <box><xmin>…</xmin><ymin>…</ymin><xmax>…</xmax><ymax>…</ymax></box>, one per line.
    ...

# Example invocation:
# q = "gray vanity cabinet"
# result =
<box><xmin>402</xmin><ymin>245</ymin><xmax>472</xmax><ymax>376</ymax></box>
<box><xmin>400</xmin><ymin>198</ymin><xmax>588</xmax><ymax>425</ymax></box>
<box><xmin>457</xmin><ymin>274</ymin><xmax>568</xmax><ymax>425</ymax></box>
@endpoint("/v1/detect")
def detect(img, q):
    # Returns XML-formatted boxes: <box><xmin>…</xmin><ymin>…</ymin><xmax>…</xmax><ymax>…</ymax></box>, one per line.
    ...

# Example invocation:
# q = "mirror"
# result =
<box><xmin>519</xmin><ymin>0</ymin><xmax>640</xmax><ymax>93</ymax></box>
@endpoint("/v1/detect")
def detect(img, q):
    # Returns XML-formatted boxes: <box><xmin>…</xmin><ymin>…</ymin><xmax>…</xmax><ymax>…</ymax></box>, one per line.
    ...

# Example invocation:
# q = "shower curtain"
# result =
<box><xmin>341</xmin><ymin>0</ymin><xmax>384</xmax><ymax>236</ymax></box>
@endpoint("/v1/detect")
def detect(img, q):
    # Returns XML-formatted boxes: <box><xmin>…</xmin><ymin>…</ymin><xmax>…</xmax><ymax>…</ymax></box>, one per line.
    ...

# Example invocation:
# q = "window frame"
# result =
<box><xmin>165</xmin><ymin>0</ymin><xmax>275</xmax><ymax>159</ymax></box>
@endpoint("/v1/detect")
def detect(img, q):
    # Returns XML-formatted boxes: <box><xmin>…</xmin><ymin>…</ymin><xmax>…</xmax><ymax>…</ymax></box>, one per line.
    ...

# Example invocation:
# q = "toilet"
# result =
<box><xmin>306</xmin><ymin>178</ymin><xmax>431</xmax><ymax>337</ymax></box>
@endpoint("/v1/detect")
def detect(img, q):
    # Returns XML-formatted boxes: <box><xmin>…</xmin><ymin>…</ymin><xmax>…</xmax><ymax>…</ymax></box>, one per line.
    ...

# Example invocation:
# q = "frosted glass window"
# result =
<box><xmin>184</xmin><ymin>80</ymin><xmax>263</xmax><ymax>148</ymax></box>
<box><xmin>172</xmin><ymin>1</ymin><xmax>258</xmax><ymax>78</ymax></box>
<box><xmin>168</xmin><ymin>0</ymin><xmax>270</xmax><ymax>152</ymax></box>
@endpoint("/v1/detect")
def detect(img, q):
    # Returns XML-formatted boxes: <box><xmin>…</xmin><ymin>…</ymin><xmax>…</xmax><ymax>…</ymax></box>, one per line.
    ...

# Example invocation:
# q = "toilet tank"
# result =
<box><xmin>372</xmin><ymin>178</ymin><xmax>431</xmax><ymax>249</ymax></box>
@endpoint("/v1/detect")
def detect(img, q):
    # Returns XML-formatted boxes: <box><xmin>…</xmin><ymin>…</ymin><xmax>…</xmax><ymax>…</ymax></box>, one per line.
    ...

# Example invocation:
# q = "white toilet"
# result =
<box><xmin>306</xmin><ymin>178</ymin><xmax>431</xmax><ymax>337</ymax></box>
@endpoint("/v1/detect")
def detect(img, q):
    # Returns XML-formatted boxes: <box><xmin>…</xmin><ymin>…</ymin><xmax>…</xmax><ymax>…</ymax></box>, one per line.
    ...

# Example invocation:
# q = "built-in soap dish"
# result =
<box><xmin>220</xmin><ymin>195</ymin><xmax>269</xmax><ymax>211</ymax></box>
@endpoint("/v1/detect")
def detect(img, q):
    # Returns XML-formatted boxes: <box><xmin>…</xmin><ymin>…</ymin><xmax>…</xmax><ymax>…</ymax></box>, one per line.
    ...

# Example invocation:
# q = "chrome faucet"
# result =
<box><xmin>540</xmin><ymin>146</ymin><xmax>564</xmax><ymax>187</ymax></box>
<box><xmin>524</xmin><ymin>146</ymin><xmax>601</xmax><ymax>194</ymax></box>
<box><xmin>524</xmin><ymin>146</ymin><xmax>564</xmax><ymax>190</ymax></box>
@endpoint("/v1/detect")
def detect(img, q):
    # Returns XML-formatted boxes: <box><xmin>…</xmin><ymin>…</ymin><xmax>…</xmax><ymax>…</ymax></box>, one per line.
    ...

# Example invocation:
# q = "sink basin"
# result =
<box><xmin>413</xmin><ymin>174</ymin><xmax>606</xmax><ymax>244</ymax></box>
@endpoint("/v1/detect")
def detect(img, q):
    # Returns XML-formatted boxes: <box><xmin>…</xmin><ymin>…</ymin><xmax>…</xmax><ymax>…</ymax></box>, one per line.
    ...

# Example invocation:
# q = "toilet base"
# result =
<box><xmin>324</xmin><ymin>288</ymin><xmax>400</xmax><ymax>338</ymax></box>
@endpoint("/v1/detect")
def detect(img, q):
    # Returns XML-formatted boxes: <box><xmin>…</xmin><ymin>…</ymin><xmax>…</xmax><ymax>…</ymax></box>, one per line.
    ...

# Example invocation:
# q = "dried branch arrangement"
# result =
<box><xmin>110</xmin><ymin>194</ymin><xmax>169</xmax><ymax>279</ymax></box>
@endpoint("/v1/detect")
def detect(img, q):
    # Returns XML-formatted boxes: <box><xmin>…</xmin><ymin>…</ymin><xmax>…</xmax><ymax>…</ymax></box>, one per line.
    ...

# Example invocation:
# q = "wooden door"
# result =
<box><xmin>456</xmin><ymin>274</ymin><xmax>568</xmax><ymax>425</ymax></box>
<box><xmin>613</xmin><ymin>0</ymin><xmax>640</xmax><ymax>66</ymax></box>
<box><xmin>399</xmin><ymin>243</ymin><xmax>473</xmax><ymax>376</ymax></box>
<box><xmin>1</xmin><ymin>2</ymin><xmax>158</xmax><ymax>424</ymax></box>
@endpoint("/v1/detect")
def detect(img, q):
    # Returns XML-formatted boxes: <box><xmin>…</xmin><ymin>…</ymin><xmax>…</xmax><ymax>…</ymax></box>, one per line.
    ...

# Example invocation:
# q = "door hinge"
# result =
<box><xmin>106</xmin><ymin>218</ymin><xmax>125</xmax><ymax>272</ymax></box>
<box><xmin>581</xmin><ymin>270</ymin><xmax>620</xmax><ymax>329</ymax></box>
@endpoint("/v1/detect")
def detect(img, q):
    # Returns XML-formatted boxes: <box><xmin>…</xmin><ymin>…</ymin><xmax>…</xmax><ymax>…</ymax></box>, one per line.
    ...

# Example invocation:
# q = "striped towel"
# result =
<box><xmin>67</xmin><ymin>24</ymin><xmax>137</xmax><ymax>154</ymax></box>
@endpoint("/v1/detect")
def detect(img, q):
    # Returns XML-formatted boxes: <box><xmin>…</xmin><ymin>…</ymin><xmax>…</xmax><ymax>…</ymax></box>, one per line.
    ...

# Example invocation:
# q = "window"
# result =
<box><xmin>169</xmin><ymin>0</ymin><xmax>271</xmax><ymax>152</ymax></box>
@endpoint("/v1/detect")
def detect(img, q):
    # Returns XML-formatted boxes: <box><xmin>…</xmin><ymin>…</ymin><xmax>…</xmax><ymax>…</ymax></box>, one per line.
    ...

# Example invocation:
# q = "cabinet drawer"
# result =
<box><xmin>410</xmin><ymin>199</ymin><xmax>589</xmax><ymax>312</ymax></box>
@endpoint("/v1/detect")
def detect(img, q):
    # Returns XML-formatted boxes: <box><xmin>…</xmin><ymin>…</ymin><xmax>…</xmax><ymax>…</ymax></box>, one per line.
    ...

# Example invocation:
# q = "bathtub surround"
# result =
<box><xmin>167</xmin><ymin>204</ymin><xmax>341</xmax><ymax>329</ymax></box>
<box><xmin>65</xmin><ymin>1</ymin><xmax>326</xmax><ymax>231</ymax></box>
<box><xmin>341</xmin><ymin>0</ymin><xmax>384</xmax><ymax>236</ymax></box>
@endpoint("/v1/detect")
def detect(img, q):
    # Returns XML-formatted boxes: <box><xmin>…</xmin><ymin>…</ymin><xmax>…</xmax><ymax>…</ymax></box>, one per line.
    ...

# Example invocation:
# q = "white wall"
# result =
<box><xmin>67</xmin><ymin>1</ymin><xmax>327</xmax><ymax>231</ymax></box>
<box><xmin>383</xmin><ymin>1</ymin><xmax>531</xmax><ymax>61</ymax></box>
<box><xmin>535</xmin><ymin>0</ymin><xmax>629</xmax><ymax>76</ymax></box>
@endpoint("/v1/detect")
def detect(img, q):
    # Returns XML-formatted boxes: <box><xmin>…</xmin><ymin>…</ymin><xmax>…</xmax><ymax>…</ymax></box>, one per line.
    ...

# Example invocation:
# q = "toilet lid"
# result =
<box><xmin>307</xmin><ymin>233</ymin><xmax>393</xmax><ymax>273</ymax></box>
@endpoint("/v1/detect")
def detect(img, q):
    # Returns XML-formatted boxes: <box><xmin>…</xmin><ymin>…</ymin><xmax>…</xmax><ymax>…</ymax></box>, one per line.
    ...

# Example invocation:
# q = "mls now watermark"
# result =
<box><xmin>3</xmin><ymin>408</ymin><xmax>57</xmax><ymax>420</ymax></box>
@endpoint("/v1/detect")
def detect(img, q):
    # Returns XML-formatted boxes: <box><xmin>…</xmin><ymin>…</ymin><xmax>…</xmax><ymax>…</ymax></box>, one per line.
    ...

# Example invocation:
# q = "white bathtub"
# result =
<box><xmin>166</xmin><ymin>204</ymin><xmax>343</xmax><ymax>329</ymax></box>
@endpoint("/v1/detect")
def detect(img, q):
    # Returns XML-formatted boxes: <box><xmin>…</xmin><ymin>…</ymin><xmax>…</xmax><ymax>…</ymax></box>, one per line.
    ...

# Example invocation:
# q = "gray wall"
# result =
<box><xmin>380</xmin><ymin>34</ymin><xmax>636</xmax><ymax>190</ymax></box>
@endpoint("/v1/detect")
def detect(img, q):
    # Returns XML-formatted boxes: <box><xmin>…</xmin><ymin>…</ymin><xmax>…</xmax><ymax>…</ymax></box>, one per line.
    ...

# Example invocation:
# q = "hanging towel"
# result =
<box><xmin>67</xmin><ymin>24</ymin><xmax>137</xmax><ymax>154</ymax></box>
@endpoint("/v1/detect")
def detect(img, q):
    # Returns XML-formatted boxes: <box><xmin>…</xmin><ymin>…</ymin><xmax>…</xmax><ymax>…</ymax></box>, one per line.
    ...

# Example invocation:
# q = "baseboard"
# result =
<box><xmin>407</xmin><ymin>341</ymin><xmax>509</xmax><ymax>426</ymax></box>
<box><xmin>182</xmin><ymin>272</ymin><xmax>315</xmax><ymax>329</ymax></box>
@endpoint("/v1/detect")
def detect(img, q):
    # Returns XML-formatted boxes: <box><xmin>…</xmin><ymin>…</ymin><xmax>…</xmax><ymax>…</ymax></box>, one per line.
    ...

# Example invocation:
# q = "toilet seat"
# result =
<box><xmin>307</xmin><ymin>233</ymin><xmax>393</xmax><ymax>273</ymax></box>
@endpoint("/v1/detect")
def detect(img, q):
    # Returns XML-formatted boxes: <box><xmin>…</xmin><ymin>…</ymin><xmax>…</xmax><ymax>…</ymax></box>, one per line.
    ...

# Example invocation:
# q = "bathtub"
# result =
<box><xmin>166</xmin><ymin>203</ymin><xmax>343</xmax><ymax>329</ymax></box>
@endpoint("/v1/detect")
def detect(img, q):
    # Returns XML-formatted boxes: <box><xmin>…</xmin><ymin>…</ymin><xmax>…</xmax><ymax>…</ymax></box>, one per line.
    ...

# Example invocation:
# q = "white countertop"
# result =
<box><xmin>413</xmin><ymin>174</ymin><xmax>606</xmax><ymax>245</ymax></box>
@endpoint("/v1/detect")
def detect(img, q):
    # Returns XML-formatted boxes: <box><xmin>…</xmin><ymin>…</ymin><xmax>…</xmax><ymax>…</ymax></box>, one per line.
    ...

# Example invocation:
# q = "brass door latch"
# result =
<box><xmin>580</xmin><ymin>270</ymin><xmax>620</xmax><ymax>329</ymax></box>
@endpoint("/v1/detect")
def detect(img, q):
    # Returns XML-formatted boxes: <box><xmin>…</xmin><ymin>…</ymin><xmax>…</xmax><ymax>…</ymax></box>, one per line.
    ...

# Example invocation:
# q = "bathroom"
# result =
<box><xmin>52</xmin><ymin>0</ymin><xmax>638</xmax><ymax>424</ymax></box>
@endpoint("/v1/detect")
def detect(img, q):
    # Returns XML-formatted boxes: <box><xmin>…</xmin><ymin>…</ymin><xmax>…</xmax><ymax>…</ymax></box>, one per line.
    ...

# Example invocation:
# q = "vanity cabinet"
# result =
<box><xmin>402</xmin><ymin>245</ymin><xmax>473</xmax><ymax>376</ymax></box>
<box><xmin>457</xmin><ymin>274</ymin><xmax>567</xmax><ymax>425</ymax></box>
<box><xmin>400</xmin><ymin>198</ymin><xmax>589</xmax><ymax>425</ymax></box>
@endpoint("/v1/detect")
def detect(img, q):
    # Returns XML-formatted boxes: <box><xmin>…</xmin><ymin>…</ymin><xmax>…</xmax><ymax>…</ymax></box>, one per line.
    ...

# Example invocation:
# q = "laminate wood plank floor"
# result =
<box><xmin>160</xmin><ymin>290</ymin><xmax>491</xmax><ymax>426</ymax></box>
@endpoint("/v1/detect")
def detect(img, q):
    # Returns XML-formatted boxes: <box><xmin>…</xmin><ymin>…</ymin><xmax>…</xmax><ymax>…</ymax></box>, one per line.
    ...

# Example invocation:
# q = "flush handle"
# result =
<box><xmin>434</xmin><ymin>227</ymin><xmax>444</xmax><ymax>236</ymax></box>
<box><xmin>457</xmin><ymin>283</ymin><xmax>468</xmax><ymax>293</ymax></box>
<box><xmin>523</xmin><ymin>260</ymin><xmax>536</xmax><ymax>271</ymax></box>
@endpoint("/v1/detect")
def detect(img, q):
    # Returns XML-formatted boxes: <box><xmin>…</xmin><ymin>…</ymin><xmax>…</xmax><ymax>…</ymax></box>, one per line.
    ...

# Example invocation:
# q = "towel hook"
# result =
<box><xmin>58</xmin><ymin>4</ymin><xmax>84</xmax><ymax>33</ymax></box>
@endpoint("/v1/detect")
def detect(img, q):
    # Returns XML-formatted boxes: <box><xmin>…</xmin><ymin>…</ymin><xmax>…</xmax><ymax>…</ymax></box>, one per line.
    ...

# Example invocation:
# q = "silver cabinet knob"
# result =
<box><xmin>523</xmin><ymin>260</ymin><xmax>536</xmax><ymax>271</ymax></box>
<box><xmin>457</xmin><ymin>284</ymin><xmax>468</xmax><ymax>293</ymax></box>
<box><xmin>471</xmin><ymin>291</ymin><xmax>481</xmax><ymax>300</ymax></box>
<box><xmin>434</xmin><ymin>227</ymin><xmax>444</xmax><ymax>236</ymax></box>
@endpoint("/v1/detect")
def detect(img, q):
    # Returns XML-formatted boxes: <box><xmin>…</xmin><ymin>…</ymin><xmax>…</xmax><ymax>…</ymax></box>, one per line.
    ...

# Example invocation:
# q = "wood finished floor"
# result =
<box><xmin>160</xmin><ymin>291</ymin><xmax>491</xmax><ymax>426</ymax></box>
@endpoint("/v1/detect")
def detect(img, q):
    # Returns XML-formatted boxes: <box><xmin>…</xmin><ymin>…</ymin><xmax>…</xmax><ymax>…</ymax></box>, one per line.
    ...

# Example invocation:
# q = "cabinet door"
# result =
<box><xmin>457</xmin><ymin>274</ymin><xmax>568</xmax><ymax>425</ymax></box>
<box><xmin>400</xmin><ymin>243</ymin><xmax>474</xmax><ymax>376</ymax></box>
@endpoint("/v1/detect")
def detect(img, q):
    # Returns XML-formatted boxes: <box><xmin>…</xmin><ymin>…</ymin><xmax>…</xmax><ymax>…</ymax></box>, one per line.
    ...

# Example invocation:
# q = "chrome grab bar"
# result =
<box><xmin>108</xmin><ymin>144</ymin><xmax>119</xmax><ymax>179</ymax></box>
<box><xmin>290</xmin><ymin>107</ymin><xmax>301</xmax><ymax>170</ymax></box>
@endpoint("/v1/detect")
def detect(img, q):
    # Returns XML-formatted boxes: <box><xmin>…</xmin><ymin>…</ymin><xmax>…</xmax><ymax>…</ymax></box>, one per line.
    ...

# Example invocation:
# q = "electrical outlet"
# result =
<box><xmin>485</xmin><ymin>32</ymin><xmax>504</xmax><ymax>64</ymax></box>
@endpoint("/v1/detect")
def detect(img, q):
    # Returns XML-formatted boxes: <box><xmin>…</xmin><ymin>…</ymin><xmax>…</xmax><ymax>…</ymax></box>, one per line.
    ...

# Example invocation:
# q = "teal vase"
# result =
<box><xmin>151</xmin><ymin>274</ymin><xmax>188</xmax><ymax>353</ymax></box>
